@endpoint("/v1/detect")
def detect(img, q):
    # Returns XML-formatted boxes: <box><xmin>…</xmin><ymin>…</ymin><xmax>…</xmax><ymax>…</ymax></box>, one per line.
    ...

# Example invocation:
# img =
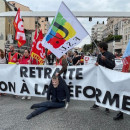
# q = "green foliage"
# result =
<box><xmin>82</xmin><ymin>44</ymin><xmax>92</xmax><ymax>54</ymax></box>
<box><xmin>103</xmin><ymin>34</ymin><xmax>122</xmax><ymax>42</ymax></box>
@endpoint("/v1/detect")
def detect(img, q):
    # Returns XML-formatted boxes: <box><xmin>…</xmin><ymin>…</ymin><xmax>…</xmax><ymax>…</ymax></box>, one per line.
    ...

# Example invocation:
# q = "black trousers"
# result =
<box><xmin>27</xmin><ymin>101</ymin><xmax>65</xmax><ymax>118</ymax></box>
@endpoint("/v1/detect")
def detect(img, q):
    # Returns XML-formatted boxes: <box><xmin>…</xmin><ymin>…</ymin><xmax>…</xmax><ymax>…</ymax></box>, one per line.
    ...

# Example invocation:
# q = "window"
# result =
<box><xmin>128</xmin><ymin>34</ymin><xmax>130</xmax><ymax>39</ymax></box>
<box><xmin>126</xmin><ymin>35</ymin><xmax>127</xmax><ymax>40</ymax></box>
<box><xmin>125</xmin><ymin>28</ymin><xmax>127</xmax><ymax>33</ymax></box>
<box><xmin>128</xmin><ymin>27</ymin><xmax>130</xmax><ymax>33</ymax></box>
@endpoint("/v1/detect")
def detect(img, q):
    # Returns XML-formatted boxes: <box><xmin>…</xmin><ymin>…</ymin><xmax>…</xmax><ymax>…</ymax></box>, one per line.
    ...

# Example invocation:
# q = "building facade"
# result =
<box><xmin>91</xmin><ymin>22</ymin><xmax>106</xmax><ymax>43</ymax></box>
<box><xmin>0</xmin><ymin>0</ymin><xmax>50</xmax><ymax>53</ymax></box>
<box><xmin>0</xmin><ymin>0</ymin><xmax>15</xmax><ymax>50</ymax></box>
<box><xmin>91</xmin><ymin>18</ymin><xmax>130</xmax><ymax>54</ymax></box>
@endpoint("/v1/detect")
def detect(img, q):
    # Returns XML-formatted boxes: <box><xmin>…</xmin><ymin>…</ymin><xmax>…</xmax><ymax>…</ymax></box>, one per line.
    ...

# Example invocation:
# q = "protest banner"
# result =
<box><xmin>0</xmin><ymin>64</ymin><xmax>130</xmax><ymax>115</ymax></box>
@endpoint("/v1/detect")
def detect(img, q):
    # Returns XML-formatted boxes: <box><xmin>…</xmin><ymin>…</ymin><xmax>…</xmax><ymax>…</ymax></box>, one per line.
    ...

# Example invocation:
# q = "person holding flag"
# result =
<box><xmin>55</xmin><ymin>54</ymin><xmax>68</xmax><ymax>76</ymax></box>
<box><xmin>90</xmin><ymin>42</ymin><xmax>115</xmax><ymax>113</ymax></box>
<box><xmin>113</xmin><ymin>40</ymin><xmax>130</xmax><ymax>120</ymax></box>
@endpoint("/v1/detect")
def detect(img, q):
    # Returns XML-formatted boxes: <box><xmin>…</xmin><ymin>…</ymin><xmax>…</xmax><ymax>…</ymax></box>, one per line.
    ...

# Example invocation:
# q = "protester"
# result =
<box><xmin>67</xmin><ymin>51</ymin><xmax>73</xmax><ymax>66</ymax></box>
<box><xmin>90</xmin><ymin>42</ymin><xmax>115</xmax><ymax>113</ymax></box>
<box><xmin>72</xmin><ymin>51</ymin><xmax>81</xmax><ymax>65</ymax></box>
<box><xmin>0</xmin><ymin>49</ymin><xmax>6</xmax><ymax>96</ymax></box>
<box><xmin>80</xmin><ymin>52</ymin><xmax>84</xmax><ymax>65</ymax></box>
<box><xmin>55</xmin><ymin>54</ymin><xmax>68</xmax><ymax>76</ymax></box>
<box><xmin>26</xmin><ymin>75</ymin><xmax>70</xmax><ymax>120</ymax></box>
<box><xmin>17</xmin><ymin>49</ymin><xmax>31</xmax><ymax>100</ymax></box>
<box><xmin>8</xmin><ymin>45</ymin><xmax>20</xmax><ymax>64</ymax></box>
<box><xmin>8</xmin><ymin>45</ymin><xmax>21</xmax><ymax>98</ymax></box>
<box><xmin>47</xmin><ymin>53</ymin><xmax>55</xmax><ymax>65</ymax></box>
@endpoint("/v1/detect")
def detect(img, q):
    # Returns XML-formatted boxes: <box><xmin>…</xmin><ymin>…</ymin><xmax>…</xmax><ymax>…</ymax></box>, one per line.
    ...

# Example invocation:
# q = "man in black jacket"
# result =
<box><xmin>90</xmin><ymin>42</ymin><xmax>115</xmax><ymax>113</ymax></box>
<box><xmin>26</xmin><ymin>75</ymin><xmax>70</xmax><ymax>120</ymax></box>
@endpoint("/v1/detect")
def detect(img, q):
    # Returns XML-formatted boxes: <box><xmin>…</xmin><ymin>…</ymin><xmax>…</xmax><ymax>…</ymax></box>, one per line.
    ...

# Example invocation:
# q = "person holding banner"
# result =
<box><xmin>90</xmin><ymin>42</ymin><xmax>115</xmax><ymax>113</ymax></box>
<box><xmin>26</xmin><ymin>75</ymin><xmax>70</xmax><ymax>120</ymax></box>
<box><xmin>17</xmin><ymin>49</ymin><xmax>32</xmax><ymax>100</ymax></box>
<box><xmin>8</xmin><ymin>45</ymin><xmax>20</xmax><ymax>64</ymax></box>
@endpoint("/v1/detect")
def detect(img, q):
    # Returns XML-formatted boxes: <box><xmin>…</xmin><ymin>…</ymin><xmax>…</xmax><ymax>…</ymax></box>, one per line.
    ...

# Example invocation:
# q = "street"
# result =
<box><xmin>0</xmin><ymin>95</ymin><xmax>129</xmax><ymax>130</ymax></box>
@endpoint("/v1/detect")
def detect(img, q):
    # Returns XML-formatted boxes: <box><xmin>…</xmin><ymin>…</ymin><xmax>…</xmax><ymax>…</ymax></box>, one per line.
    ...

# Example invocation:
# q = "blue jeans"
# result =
<box><xmin>27</xmin><ymin>101</ymin><xmax>65</xmax><ymax>118</ymax></box>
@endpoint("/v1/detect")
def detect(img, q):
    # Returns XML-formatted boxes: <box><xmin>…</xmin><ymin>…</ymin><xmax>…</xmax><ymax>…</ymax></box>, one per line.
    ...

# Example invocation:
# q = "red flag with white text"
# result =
<box><xmin>13</xmin><ymin>8</ymin><xmax>26</xmax><ymax>47</ymax></box>
<box><xmin>31</xmin><ymin>30</ymin><xmax>46</xmax><ymax>65</ymax></box>
<box><xmin>30</xmin><ymin>29</ymin><xmax>37</xmax><ymax>54</ymax></box>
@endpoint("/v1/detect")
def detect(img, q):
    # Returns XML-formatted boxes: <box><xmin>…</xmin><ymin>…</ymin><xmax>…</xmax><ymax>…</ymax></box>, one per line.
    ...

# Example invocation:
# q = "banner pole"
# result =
<box><xmin>87</xmin><ymin>33</ymin><xmax>103</xmax><ymax>57</ymax></box>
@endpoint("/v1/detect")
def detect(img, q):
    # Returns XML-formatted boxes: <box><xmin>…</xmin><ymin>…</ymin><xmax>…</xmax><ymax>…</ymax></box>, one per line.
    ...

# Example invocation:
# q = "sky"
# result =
<box><xmin>7</xmin><ymin>0</ymin><xmax>130</xmax><ymax>47</ymax></box>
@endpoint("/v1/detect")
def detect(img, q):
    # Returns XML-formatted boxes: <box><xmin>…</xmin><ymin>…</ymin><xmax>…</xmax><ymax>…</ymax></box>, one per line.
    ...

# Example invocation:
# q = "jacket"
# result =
<box><xmin>47</xmin><ymin>76</ymin><xmax>70</xmax><ymax>102</ymax></box>
<box><xmin>97</xmin><ymin>51</ymin><xmax>115</xmax><ymax>69</ymax></box>
<box><xmin>8</xmin><ymin>52</ymin><xmax>19</xmax><ymax>64</ymax></box>
<box><xmin>19</xmin><ymin>56</ymin><xmax>30</xmax><ymax>64</ymax></box>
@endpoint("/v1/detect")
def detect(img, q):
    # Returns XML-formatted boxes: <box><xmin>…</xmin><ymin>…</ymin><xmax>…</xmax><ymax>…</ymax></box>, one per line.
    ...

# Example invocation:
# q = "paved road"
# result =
<box><xmin>0</xmin><ymin>95</ymin><xmax>129</xmax><ymax>130</ymax></box>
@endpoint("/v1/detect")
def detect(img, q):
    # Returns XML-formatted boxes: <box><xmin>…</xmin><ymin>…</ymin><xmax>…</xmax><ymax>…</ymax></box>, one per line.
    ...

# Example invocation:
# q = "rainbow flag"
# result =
<box><xmin>42</xmin><ymin>2</ymin><xmax>88</xmax><ymax>58</ymax></box>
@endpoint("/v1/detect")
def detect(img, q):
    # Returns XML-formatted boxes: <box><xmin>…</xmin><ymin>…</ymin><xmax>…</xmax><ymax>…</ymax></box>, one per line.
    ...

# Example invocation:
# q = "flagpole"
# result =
<box><xmin>87</xmin><ymin>33</ymin><xmax>102</xmax><ymax>55</ymax></box>
<box><xmin>61</xmin><ymin>2</ymin><xmax>101</xmax><ymax>55</ymax></box>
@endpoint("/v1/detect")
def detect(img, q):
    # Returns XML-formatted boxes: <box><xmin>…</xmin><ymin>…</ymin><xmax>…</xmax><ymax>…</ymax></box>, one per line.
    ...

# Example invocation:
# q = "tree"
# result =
<box><xmin>82</xmin><ymin>44</ymin><xmax>92</xmax><ymax>54</ymax></box>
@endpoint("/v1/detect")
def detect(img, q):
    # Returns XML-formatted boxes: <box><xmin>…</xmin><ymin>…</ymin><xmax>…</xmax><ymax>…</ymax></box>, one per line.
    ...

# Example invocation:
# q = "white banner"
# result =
<box><xmin>0</xmin><ymin>64</ymin><xmax>130</xmax><ymax>115</ymax></box>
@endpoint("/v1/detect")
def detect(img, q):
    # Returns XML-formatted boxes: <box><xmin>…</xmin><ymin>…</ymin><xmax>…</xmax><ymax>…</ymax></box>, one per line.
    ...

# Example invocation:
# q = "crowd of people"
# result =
<box><xmin>0</xmin><ymin>43</ymin><xmax>129</xmax><ymax>121</ymax></box>
<box><xmin>0</xmin><ymin>45</ymin><xmax>84</xmax><ymax>98</ymax></box>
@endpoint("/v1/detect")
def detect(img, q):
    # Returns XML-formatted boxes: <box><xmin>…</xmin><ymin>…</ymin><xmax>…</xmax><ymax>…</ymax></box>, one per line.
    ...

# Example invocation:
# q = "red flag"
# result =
<box><xmin>122</xmin><ymin>40</ymin><xmax>130</xmax><ymax>72</ymax></box>
<box><xmin>30</xmin><ymin>29</ymin><xmax>37</xmax><ymax>54</ymax></box>
<box><xmin>122</xmin><ymin>56</ymin><xmax>130</xmax><ymax>72</ymax></box>
<box><xmin>31</xmin><ymin>30</ymin><xmax>46</xmax><ymax>65</ymax></box>
<box><xmin>13</xmin><ymin>8</ymin><xmax>26</xmax><ymax>47</ymax></box>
